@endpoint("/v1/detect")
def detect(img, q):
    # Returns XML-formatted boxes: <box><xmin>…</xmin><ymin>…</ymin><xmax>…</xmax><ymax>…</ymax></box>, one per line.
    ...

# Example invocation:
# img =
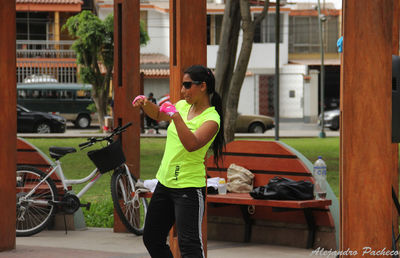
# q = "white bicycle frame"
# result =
<box><xmin>24</xmin><ymin>160</ymin><xmax>134</xmax><ymax>200</ymax></box>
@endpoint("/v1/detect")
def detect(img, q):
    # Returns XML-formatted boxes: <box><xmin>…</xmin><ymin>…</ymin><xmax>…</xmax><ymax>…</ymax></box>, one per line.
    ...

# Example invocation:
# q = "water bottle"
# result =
<box><xmin>313</xmin><ymin>156</ymin><xmax>327</xmax><ymax>199</ymax></box>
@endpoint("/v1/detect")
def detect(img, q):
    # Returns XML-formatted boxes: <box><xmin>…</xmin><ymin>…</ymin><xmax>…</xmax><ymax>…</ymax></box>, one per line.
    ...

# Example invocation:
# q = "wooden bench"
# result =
<box><xmin>17</xmin><ymin>137</ymin><xmax>63</xmax><ymax>191</ymax></box>
<box><xmin>206</xmin><ymin>140</ymin><xmax>334</xmax><ymax>249</ymax></box>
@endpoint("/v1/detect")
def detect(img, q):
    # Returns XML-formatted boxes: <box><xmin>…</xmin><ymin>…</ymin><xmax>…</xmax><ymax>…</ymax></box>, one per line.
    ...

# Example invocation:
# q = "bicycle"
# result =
<box><xmin>16</xmin><ymin>122</ymin><xmax>149</xmax><ymax>237</ymax></box>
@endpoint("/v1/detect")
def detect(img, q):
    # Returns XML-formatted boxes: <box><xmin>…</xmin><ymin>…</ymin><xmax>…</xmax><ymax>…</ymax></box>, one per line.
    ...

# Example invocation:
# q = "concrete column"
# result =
<box><xmin>303</xmin><ymin>69</ymin><xmax>319</xmax><ymax>123</ymax></box>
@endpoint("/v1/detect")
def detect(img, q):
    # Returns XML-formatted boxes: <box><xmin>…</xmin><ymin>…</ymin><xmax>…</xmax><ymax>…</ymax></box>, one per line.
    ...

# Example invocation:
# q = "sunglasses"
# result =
<box><xmin>182</xmin><ymin>81</ymin><xmax>202</xmax><ymax>89</ymax></box>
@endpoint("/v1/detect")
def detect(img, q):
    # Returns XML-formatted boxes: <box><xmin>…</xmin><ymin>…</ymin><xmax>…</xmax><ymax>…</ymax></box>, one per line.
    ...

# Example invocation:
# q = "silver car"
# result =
<box><xmin>319</xmin><ymin>109</ymin><xmax>340</xmax><ymax>131</ymax></box>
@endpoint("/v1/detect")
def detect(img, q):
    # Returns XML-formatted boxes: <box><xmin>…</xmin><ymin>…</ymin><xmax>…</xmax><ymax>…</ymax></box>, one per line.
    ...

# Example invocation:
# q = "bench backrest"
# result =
<box><xmin>206</xmin><ymin>140</ymin><xmax>314</xmax><ymax>187</ymax></box>
<box><xmin>206</xmin><ymin>140</ymin><xmax>334</xmax><ymax>228</ymax></box>
<box><xmin>17</xmin><ymin>137</ymin><xmax>60</xmax><ymax>183</ymax></box>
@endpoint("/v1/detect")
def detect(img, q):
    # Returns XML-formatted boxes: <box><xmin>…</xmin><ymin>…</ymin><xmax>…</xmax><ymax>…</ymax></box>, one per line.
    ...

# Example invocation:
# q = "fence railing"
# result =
<box><xmin>16</xmin><ymin>40</ymin><xmax>76</xmax><ymax>58</ymax></box>
<box><xmin>17</xmin><ymin>60</ymin><xmax>77</xmax><ymax>84</ymax></box>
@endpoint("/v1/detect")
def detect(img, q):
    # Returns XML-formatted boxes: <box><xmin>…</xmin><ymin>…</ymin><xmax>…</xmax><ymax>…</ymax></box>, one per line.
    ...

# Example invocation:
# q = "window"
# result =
<box><xmin>289</xmin><ymin>15</ymin><xmax>339</xmax><ymax>54</ymax></box>
<box><xmin>254</xmin><ymin>13</ymin><xmax>283</xmax><ymax>43</ymax></box>
<box><xmin>207</xmin><ymin>14</ymin><xmax>223</xmax><ymax>45</ymax></box>
<box><xmin>76</xmin><ymin>90</ymin><xmax>91</xmax><ymax>99</ymax></box>
<box><xmin>16</xmin><ymin>12</ymin><xmax>49</xmax><ymax>40</ymax></box>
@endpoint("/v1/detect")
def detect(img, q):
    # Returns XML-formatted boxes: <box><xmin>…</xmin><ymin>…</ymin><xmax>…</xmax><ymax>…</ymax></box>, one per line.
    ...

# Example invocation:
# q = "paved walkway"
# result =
<box><xmin>1</xmin><ymin>228</ymin><xmax>321</xmax><ymax>258</ymax></box>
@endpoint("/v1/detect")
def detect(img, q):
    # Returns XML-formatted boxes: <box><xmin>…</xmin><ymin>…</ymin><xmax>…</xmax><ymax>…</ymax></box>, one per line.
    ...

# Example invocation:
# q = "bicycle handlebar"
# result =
<box><xmin>79</xmin><ymin>122</ymin><xmax>133</xmax><ymax>150</ymax></box>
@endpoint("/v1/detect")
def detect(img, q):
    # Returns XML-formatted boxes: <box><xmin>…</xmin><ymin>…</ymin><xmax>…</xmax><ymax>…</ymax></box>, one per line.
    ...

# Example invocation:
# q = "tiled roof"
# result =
<box><xmin>141</xmin><ymin>53</ymin><xmax>169</xmax><ymax>64</ymax></box>
<box><xmin>16</xmin><ymin>0</ymin><xmax>83</xmax><ymax>4</ymax></box>
<box><xmin>140</xmin><ymin>69</ymin><xmax>169</xmax><ymax>78</ymax></box>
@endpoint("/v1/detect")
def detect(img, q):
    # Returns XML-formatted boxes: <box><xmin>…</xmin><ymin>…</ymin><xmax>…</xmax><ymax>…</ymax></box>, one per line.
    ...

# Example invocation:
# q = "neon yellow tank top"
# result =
<box><xmin>156</xmin><ymin>100</ymin><xmax>220</xmax><ymax>188</ymax></box>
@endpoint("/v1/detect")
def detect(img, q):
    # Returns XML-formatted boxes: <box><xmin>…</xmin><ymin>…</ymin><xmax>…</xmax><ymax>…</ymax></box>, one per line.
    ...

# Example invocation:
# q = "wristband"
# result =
<box><xmin>160</xmin><ymin>102</ymin><xmax>178</xmax><ymax>117</ymax></box>
<box><xmin>132</xmin><ymin>95</ymin><xmax>146</xmax><ymax>105</ymax></box>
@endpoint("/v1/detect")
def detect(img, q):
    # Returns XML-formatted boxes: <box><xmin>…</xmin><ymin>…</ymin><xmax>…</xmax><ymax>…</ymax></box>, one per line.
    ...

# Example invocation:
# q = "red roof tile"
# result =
<box><xmin>140</xmin><ymin>69</ymin><xmax>169</xmax><ymax>78</ymax></box>
<box><xmin>140</xmin><ymin>53</ymin><xmax>169</xmax><ymax>64</ymax></box>
<box><xmin>16</xmin><ymin>0</ymin><xmax>82</xmax><ymax>4</ymax></box>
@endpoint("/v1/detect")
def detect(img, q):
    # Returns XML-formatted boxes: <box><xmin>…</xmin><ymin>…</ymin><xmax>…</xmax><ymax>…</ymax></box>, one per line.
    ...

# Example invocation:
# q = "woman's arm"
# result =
<box><xmin>172</xmin><ymin>113</ymin><xmax>219</xmax><ymax>152</ymax></box>
<box><xmin>132</xmin><ymin>96</ymin><xmax>171</xmax><ymax>121</ymax></box>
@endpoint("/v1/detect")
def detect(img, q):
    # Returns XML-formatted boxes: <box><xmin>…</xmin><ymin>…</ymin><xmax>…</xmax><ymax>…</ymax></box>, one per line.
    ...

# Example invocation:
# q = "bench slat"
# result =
<box><xmin>207</xmin><ymin>156</ymin><xmax>310</xmax><ymax>174</ymax></box>
<box><xmin>207</xmin><ymin>193</ymin><xmax>330</xmax><ymax>208</ymax></box>
<box><xmin>223</xmin><ymin>140</ymin><xmax>295</xmax><ymax>156</ymax></box>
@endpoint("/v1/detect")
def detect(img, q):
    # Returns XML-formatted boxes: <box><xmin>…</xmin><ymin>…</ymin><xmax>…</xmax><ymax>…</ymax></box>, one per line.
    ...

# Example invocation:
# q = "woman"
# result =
<box><xmin>132</xmin><ymin>65</ymin><xmax>224</xmax><ymax>258</ymax></box>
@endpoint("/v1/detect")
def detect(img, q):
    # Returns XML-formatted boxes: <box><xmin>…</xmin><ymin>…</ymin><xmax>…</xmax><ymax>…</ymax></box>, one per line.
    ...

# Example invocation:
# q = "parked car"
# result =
<box><xmin>23</xmin><ymin>74</ymin><xmax>58</xmax><ymax>84</ymax></box>
<box><xmin>235</xmin><ymin>114</ymin><xmax>275</xmax><ymax>133</ymax></box>
<box><xmin>319</xmin><ymin>108</ymin><xmax>340</xmax><ymax>131</ymax></box>
<box><xmin>17</xmin><ymin>105</ymin><xmax>66</xmax><ymax>133</ymax></box>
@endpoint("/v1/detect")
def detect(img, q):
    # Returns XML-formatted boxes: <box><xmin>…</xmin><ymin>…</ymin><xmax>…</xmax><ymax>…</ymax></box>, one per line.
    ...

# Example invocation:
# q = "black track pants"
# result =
<box><xmin>143</xmin><ymin>182</ymin><xmax>206</xmax><ymax>258</ymax></box>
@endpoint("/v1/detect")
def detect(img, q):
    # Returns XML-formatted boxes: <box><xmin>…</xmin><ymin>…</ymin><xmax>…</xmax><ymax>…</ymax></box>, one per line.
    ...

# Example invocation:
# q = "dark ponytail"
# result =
<box><xmin>184</xmin><ymin>65</ymin><xmax>225</xmax><ymax>165</ymax></box>
<box><xmin>210</xmin><ymin>91</ymin><xmax>225</xmax><ymax>166</ymax></box>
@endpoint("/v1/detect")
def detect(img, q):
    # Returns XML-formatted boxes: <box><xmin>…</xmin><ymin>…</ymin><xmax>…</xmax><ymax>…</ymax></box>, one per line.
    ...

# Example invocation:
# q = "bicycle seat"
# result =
<box><xmin>49</xmin><ymin>147</ymin><xmax>77</xmax><ymax>160</ymax></box>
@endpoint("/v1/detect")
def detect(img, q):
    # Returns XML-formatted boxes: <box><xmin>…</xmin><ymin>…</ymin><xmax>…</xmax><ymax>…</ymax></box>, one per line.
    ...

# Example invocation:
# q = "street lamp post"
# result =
<box><xmin>317</xmin><ymin>0</ymin><xmax>326</xmax><ymax>138</ymax></box>
<box><xmin>274</xmin><ymin>0</ymin><xmax>280</xmax><ymax>141</ymax></box>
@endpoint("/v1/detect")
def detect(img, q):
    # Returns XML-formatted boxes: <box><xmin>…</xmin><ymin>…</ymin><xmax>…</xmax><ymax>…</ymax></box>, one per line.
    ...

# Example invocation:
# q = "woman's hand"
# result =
<box><xmin>159</xmin><ymin>102</ymin><xmax>178</xmax><ymax>117</ymax></box>
<box><xmin>132</xmin><ymin>95</ymin><xmax>148</xmax><ymax>108</ymax></box>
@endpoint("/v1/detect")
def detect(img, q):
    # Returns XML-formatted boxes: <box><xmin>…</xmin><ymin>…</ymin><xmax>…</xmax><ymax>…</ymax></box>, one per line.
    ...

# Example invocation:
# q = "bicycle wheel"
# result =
<box><xmin>16</xmin><ymin>165</ymin><xmax>58</xmax><ymax>237</ymax></box>
<box><xmin>111</xmin><ymin>167</ymin><xmax>148</xmax><ymax>235</ymax></box>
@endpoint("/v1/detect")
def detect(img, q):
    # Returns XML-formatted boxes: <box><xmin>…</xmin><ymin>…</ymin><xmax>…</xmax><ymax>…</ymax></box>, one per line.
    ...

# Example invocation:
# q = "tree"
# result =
<box><xmin>215</xmin><ymin>0</ymin><xmax>270</xmax><ymax>143</ymax></box>
<box><xmin>63</xmin><ymin>11</ymin><xmax>149</xmax><ymax>128</ymax></box>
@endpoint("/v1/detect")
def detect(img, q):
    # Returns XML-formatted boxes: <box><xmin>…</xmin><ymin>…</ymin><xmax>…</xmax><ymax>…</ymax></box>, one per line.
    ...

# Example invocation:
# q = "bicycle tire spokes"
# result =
<box><xmin>16</xmin><ymin>166</ymin><xmax>58</xmax><ymax>236</ymax></box>
<box><xmin>111</xmin><ymin>169</ymin><xmax>148</xmax><ymax>235</ymax></box>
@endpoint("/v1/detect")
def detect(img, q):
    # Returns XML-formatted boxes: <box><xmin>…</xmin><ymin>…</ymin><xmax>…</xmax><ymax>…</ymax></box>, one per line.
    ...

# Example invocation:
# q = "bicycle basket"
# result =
<box><xmin>87</xmin><ymin>139</ymin><xmax>126</xmax><ymax>174</ymax></box>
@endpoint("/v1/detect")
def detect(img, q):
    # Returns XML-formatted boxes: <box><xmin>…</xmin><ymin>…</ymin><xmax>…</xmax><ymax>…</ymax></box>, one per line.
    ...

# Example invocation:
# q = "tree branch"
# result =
<box><xmin>254</xmin><ymin>0</ymin><xmax>270</xmax><ymax>25</ymax></box>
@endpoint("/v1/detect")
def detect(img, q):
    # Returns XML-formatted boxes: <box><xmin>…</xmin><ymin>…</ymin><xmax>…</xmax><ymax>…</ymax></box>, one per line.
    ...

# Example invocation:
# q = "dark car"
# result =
<box><xmin>318</xmin><ymin>108</ymin><xmax>340</xmax><ymax>131</ymax></box>
<box><xmin>17</xmin><ymin>105</ymin><xmax>66</xmax><ymax>133</ymax></box>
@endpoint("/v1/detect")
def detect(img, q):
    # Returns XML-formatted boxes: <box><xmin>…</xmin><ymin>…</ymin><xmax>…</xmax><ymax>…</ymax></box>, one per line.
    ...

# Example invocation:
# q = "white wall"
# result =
<box><xmin>207</xmin><ymin>13</ymin><xmax>289</xmax><ymax>70</ymax></box>
<box><xmin>98</xmin><ymin>7</ymin><xmax>112</xmax><ymax>20</ymax></box>
<box><xmin>303</xmin><ymin>70</ymin><xmax>319</xmax><ymax>122</ymax></box>
<box><xmin>279</xmin><ymin>64</ymin><xmax>308</xmax><ymax>119</ymax></box>
<box><xmin>140</xmin><ymin>11</ymin><xmax>170</xmax><ymax>56</ymax></box>
<box><xmin>237</xmin><ymin>76</ymin><xmax>256</xmax><ymax>114</ymax></box>
<box><xmin>143</xmin><ymin>78</ymin><xmax>170</xmax><ymax>101</ymax></box>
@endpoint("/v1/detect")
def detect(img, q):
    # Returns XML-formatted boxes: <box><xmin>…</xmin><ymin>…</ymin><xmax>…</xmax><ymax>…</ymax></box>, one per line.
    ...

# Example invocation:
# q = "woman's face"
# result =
<box><xmin>181</xmin><ymin>73</ymin><xmax>203</xmax><ymax>104</ymax></box>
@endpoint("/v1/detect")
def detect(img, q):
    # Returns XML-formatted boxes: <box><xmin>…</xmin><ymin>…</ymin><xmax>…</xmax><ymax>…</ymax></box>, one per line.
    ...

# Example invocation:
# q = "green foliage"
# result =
<box><xmin>140</xmin><ymin>20</ymin><xmax>150</xmax><ymax>46</ymax></box>
<box><xmin>86</xmin><ymin>103</ymin><xmax>97</xmax><ymax>113</ymax></box>
<box><xmin>63</xmin><ymin>11</ymin><xmax>150</xmax><ymax>123</ymax></box>
<box><xmin>82</xmin><ymin>199</ymin><xmax>114</xmax><ymax>228</ymax></box>
<box><xmin>63</xmin><ymin>11</ymin><xmax>113</xmax><ymax>88</ymax></box>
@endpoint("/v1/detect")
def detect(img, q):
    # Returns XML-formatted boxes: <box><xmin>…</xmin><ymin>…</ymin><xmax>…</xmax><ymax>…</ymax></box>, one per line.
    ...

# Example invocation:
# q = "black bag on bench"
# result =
<box><xmin>250</xmin><ymin>176</ymin><xmax>314</xmax><ymax>200</ymax></box>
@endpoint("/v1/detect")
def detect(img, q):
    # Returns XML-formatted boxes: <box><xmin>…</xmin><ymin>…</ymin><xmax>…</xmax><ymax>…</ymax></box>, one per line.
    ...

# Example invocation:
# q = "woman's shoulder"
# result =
<box><xmin>202</xmin><ymin>106</ymin><xmax>220</xmax><ymax>124</ymax></box>
<box><xmin>175</xmin><ymin>99</ymin><xmax>188</xmax><ymax>108</ymax></box>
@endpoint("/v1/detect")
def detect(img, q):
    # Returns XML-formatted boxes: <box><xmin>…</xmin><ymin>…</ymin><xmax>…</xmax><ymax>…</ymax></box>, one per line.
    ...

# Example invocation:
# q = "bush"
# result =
<box><xmin>82</xmin><ymin>199</ymin><xmax>114</xmax><ymax>228</ymax></box>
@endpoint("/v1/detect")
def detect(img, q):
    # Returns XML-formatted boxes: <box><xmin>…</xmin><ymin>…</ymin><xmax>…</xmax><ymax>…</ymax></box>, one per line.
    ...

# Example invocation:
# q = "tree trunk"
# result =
<box><xmin>224</xmin><ymin>1</ymin><xmax>256</xmax><ymax>143</ymax></box>
<box><xmin>215</xmin><ymin>0</ymin><xmax>241</xmax><ymax>111</ymax></box>
<box><xmin>216</xmin><ymin>0</ymin><xmax>270</xmax><ymax>143</ymax></box>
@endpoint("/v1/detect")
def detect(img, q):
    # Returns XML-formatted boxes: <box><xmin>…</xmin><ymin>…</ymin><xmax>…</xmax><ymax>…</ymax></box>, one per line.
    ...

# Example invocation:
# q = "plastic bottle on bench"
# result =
<box><xmin>313</xmin><ymin>156</ymin><xmax>327</xmax><ymax>199</ymax></box>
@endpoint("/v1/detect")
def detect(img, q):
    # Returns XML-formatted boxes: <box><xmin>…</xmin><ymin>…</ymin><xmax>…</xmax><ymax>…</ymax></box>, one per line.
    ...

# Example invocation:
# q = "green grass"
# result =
<box><xmin>25</xmin><ymin>137</ymin><xmax>341</xmax><ymax>227</ymax></box>
<box><xmin>26</xmin><ymin>137</ymin><xmax>166</xmax><ymax>228</ymax></box>
<box><xmin>277</xmin><ymin>138</ymin><xmax>340</xmax><ymax>197</ymax></box>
